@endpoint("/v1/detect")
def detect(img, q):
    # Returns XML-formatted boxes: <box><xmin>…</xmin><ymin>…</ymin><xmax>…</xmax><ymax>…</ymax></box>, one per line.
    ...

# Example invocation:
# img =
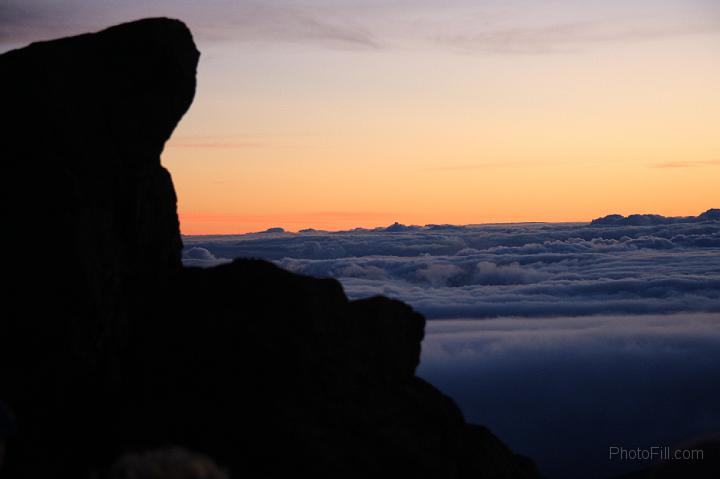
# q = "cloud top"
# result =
<box><xmin>184</xmin><ymin>210</ymin><xmax>720</xmax><ymax>319</ymax></box>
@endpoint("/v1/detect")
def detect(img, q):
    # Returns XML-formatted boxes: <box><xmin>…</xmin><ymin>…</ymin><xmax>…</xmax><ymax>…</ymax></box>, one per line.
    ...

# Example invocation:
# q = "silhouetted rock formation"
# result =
<box><xmin>0</xmin><ymin>19</ymin><xmax>539</xmax><ymax>478</ymax></box>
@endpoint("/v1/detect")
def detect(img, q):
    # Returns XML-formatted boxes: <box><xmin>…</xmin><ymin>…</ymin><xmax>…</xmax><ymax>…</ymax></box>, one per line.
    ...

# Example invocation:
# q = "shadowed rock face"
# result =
<box><xmin>0</xmin><ymin>18</ymin><xmax>197</xmax><ymax>381</ymax></box>
<box><xmin>0</xmin><ymin>18</ymin><xmax>538</xmax><ymax>479</ymax></box>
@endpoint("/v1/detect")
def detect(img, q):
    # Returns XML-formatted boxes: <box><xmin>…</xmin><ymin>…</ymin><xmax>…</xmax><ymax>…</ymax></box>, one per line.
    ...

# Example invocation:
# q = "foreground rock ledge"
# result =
<box><xmin>0</xmin><ymin>18</ymin><xmax>539</xmax><ymax>478</ymax></box>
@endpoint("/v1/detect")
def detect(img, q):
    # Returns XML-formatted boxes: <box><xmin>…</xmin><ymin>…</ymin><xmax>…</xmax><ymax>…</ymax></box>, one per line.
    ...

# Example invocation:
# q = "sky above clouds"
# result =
<box><xmin>2</xmin><ymin>1</ymin><xmax>719</xmax><ymax>233</ymax></box>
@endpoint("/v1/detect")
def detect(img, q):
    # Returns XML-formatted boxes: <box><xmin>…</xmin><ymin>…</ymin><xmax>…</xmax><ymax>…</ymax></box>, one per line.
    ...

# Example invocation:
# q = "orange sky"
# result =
<box><xmin>148</xmin><ymin>1</ymin><xmax>720</xmax><ymax>234</ymax></box>
<box><xmin>2</xmin><ymin>1</ymin><xmax>718</xmax><ymax>235</ymax></box>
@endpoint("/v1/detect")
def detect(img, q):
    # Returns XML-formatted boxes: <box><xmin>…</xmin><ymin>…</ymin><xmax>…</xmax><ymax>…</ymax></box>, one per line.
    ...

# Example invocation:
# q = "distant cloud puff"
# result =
<box><xmin>417</xmin><ymin>263</ymin><xmax>463</xmax><ymax>287</ymax></box>
<box><xmin>181</xmin><ymin>247</ymin><xmax>229</xmax><ymax>268</ymax></box>
<box><xmin>474</xmin><ymin>261</ymin><xmax>547</xmax><ymax>285</ymax></box>
<box><xmin>384</xmin><ymin>222</ymin><xmax>420</xmax><ymax>232</ymax></box>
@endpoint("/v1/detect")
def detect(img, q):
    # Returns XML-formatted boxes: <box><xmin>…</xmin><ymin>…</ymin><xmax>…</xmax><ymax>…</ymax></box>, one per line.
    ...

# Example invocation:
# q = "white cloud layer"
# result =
<box><xmin>183</xmin><ymin>215</ymin><xmax>720</xmax><ymax>319</ymax></box>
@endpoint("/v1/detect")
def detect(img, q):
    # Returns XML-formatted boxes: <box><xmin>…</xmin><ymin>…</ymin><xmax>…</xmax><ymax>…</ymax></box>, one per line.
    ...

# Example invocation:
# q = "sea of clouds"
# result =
<box><xmin>182</xmin><ymin>212</ymin><xmax>720</xmax><ymax>478</ymax></box>
<box><xmin>183</xmin><ymin>213</ymin><xmax>720</xmax><ymax>320</ymax></box>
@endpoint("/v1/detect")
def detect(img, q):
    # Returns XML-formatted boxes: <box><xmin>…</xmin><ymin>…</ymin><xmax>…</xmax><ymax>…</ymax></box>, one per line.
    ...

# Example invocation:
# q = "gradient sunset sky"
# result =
<box><xmin>3</xmin><ymin>0</ymin><xmax>719</xmax><ymax>234</ymax></box>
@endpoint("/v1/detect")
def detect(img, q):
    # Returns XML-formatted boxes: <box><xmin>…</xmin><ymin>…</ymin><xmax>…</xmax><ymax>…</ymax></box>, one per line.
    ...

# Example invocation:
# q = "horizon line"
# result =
<box><xmin>179</xmin><ymin>208</ymin><xmax>717</xmax><ymax>237</ymax></box>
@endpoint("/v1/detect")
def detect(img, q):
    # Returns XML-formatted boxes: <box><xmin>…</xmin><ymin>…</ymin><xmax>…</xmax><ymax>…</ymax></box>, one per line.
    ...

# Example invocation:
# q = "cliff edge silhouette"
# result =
<box><xmin>0</xmin><ymin>18</ymin><xmax>539</xmax><ymax>478</ymax></box>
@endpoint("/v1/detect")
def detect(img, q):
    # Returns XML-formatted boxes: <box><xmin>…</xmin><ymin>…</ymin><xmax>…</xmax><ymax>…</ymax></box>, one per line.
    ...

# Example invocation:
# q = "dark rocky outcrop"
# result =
<box><xmin>0</xmin><ymin>19</ymin><xmax>539</xmax><ymax>478</ymax></box>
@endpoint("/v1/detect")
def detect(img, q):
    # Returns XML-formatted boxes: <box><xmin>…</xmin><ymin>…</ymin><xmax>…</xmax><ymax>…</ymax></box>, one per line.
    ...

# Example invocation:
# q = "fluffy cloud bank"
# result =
<box><xmin>419</xmin><ymin>314</ymin><xmax>720</xmax><ymax>478</ymax></box>
<box><xmin>183</xmin><ymin>213</ymin><xmax>720</xmax><ymax>318</ymax></box>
